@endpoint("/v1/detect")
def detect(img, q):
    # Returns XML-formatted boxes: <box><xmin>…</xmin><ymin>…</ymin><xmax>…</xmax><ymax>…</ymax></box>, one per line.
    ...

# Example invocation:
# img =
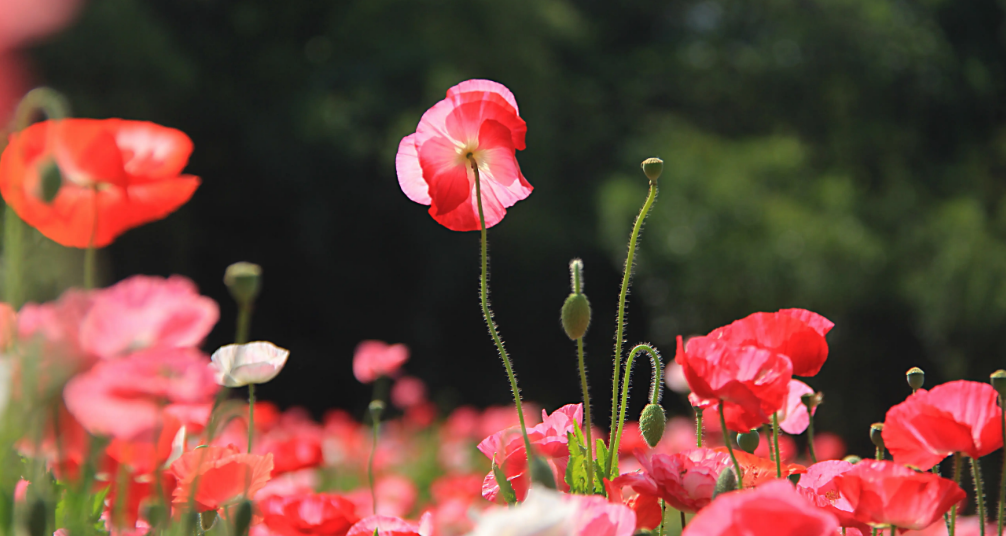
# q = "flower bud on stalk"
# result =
<box><xmin>906</xmin><ymin>367</ymin><xmax>925</xmax><ymax>392</ymax></box>
<box><xmin>641</xmin><ymin>157</ymin><xmax>663</xmax><ymax>184</ymax></box>
<box><xmin>224</xmin><ymin>262</ymin><xmax>262</xmax><ymax>308</ymax></box>
<box><xmin>561</xmin><ymin>259</ymin><xmax>591</xmax><ymax>340</ymax></box>
<box><xmin>736</xmin><ymin>430</ymin><xmax>760</xmax><ymax>455</ymax></box>
<box><xmin>713</xmin><ymin>467</ymin><xmax>738</xmax><ymax>498</ymax></box>
<box><xmin>870</xmin><ymin>422</ymin><xmax>885</xmax><ymax>460</ymax></box>
<box><xmin>639</xmin><ymin>403</ymin><xmax>666</xmax><ymax>448</ymax></box>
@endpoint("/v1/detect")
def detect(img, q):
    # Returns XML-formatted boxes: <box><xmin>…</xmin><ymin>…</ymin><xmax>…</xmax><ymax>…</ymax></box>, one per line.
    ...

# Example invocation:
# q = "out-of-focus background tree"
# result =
<box><xmin>12</xmin><ymin>0</ymin><xmax>1006</xmax><ymax>454</ymax></box>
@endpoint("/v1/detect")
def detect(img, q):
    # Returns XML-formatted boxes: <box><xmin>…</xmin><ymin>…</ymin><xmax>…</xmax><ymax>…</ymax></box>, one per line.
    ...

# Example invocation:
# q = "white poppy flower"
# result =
<box><xmin>210</xmin><ymin>341</ymin><xmax>289</xmax><ymax>387</ymax></box>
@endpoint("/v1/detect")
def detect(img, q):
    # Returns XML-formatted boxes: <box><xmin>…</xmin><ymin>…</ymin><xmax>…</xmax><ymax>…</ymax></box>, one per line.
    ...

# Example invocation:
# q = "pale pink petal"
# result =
<box><xmin>447</xmin><ymin>79</ymin><xmax>520</xmax><ymax>115</ymax></box>
<box><xmin>779</xmin><ymin>379</ymin><xmax>816</xmax><ymax>434</ymax></box>
<box><xmin>395</xmin><ymin>134</ymin><xmax>430</xmax><ymax>204</ymax></box>
<box><xmin>114</xmin><ymin>121</ymin><xmax>194</xmax><ymax>179</ymax></box>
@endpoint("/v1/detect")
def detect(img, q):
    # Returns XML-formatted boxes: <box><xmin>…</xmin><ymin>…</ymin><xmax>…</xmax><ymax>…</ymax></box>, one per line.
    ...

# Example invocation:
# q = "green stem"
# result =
<box><xmin>608</xmin><ymin>343</ymin><xmax>662</xmax><ymax>477</ymax></box>
<box><xmin>83</xmin><ymin>243</ymin><xmax>96</xmax><ymax>290</ymax></box>
<box><xmin>952</xmin><ymin>452</ymin><xmax>962</xmax><ymax>536</ymax></box>
<box><xmin>657</xmin><ymin>499</ymin><xmax>665</xmax><ymax>536</ymax></box>
<box><xmin>680</xmin><ymin>510</ymin><xmax>686</xmax><ymax>531</ymax></box>
<box><xmin>695</xmin><ymin>406</ymin><xmax>703</xmax><ymax>448</ymax></box>
<box><xmin>772</xmin><ymin>412</ymin><xmax>782</xmax><ymax>478</ymax></box>
<box><xmin>576</xmin><ymin>336</ymin><xmax>594</xmax><ymax>491</ymax></box>
<box><xmin>876</xmin><ymin>445</ymin><xmax>885</xmax><ymax>461</ymax></box>
<box><xmin>368</xmin><ymin>406</ymin><xmax>381</xmax><ymax>515</ymax></box>
<box><xmin>806</xmin><ymin>408</ymin><xmax>818</xmax><ymax>464</ymax></box>
<box><xmin>719</xmin><ymin>401</ymin><xmax>744</xmax><ymax>489</ymax></box>
<box><xmin>236</xmin><ymin>304</ymin><xmax>251</xmax><ymax>344</ymax></box>
<box><xmin>610</xmin><ymin>181</ymin><xmax>658</xmax><ymax>442</ymax></box>
<box><xmin>974</xmin><ymin>456</ymin><xmax>987</xmax><ymax>536</ymax></box>
<box><xmin>469</xmin><ymin>157</ymin><xmax>533</xmax><ymax>468</ymax></box>
<box><xmin>3</xmin><ymin>206</ymin><xmax>24</xmax><ymax>308</ymax></box>
<box><xmin>247</xmin><ymin>384</ymin><xmax>255</xmax><ymax>453</ymax></box>
<box><xmin>998</xmin><ymin>395</ymin><xmax>1005</xmax><ymax>536</ymax></box>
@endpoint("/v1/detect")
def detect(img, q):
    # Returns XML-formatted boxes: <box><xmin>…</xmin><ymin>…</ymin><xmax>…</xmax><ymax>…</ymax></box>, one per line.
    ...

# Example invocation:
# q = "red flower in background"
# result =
<box><xmin>883</xmin><ymin>380</ymin><xmax>1002</xmax><ymax>470</ymax></box>
<box><xmin>0</xmin><ymin>119</ymin><xmax>200</xmax><ymax>247</ymax></box>
<box><xmin>396</xmin><ymin>79</ymin><xmax>532</xmax><ymax>231</ymax></box>
<box><xmin>682</xmin><ymin>479</ymin><xmax>839</xmax><ymax>536</ymax></box>
<box><xmin>170</xmin><ymin>445</ymin><xmax>273</xmax><ymax>512</ymax></box>
<box><xmin>260</xmin><ymin>493</ymin><xmax>360</xmax><ymax>536</ymax></box>
<box><xmin>352</xmin><ymin>340</ymin><xmax>408</xmax><ymax>384</ymax></box>
<box><xmin>706</xmin><ymin>308</ymin><xmax>833</xmax><ymax>377</ymax></box>
<box><xmin>834</xmin><ymin>460</ymin><xmax>965</xmax><ymax>530</ymax></box>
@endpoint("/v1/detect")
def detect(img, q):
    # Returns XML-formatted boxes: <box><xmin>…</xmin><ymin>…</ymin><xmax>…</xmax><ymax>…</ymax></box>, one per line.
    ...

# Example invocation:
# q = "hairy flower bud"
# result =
<box><xmin>639</xmin><ymin>403</ymin><xmax>666</xmax><ymax>447</ymax></box>
<box><xmin>224</xmin><ymin>262</ymin><xmax>262</xmax><ymax>307</ymax></box>
<box><xmin>736</xmin><ymin>429</ymin><xmax>760</xmax><ymax>454</ymax></box>
<box><xmin>713</xmin><ymin>467</ymin><xmax>737</xmax><ymax>498</ymax></box>
<box><xmin>561</xmin><ymin>294</ymin><xmax>591</xmax><ymax>340</ymax></box>
<box><xmin>906</xmin><ymin>367</ymin><xmax>925</xmax><ymax>391</ymax></box>
<box><xmin>641</xmin><ymin>157</ymin><xmax>663</xmax><ymax>183</ymax></box>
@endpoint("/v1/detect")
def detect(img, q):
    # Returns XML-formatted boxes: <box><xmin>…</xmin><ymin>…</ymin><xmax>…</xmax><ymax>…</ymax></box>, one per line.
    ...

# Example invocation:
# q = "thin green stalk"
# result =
<box><xmin>998</xmin><ymin>395</ymin><xmax>1005</xmax><ymax>536</ymax></box>
<box><xmin>695</xmin><ymin>407</ymin><xmax>703</xmax><ymax>448</ymax></box>
<box><xmin>83</xmin><ymin>185</ymin><xmax>98</xmax><ymax>289</ymax></box>
<box><xmin>772</xmin><ymin>412</ymin><xmax>782</xmax><ymax>478</ymax></box>
<box><xmin>973</xmin><ymin>456</ymin><xmax>987</xmax><ymax>536</ymax></box>
<box><xmin>871</xmin><ymin>528</ymin><xmax>877</xmax><ymax>536</ymax></box>
<box><xmin>952</xmin><ymin>452</ymin><xmax>962</xmax><ymax>536</ymax></box>
<box><xmin>247</xmin><ymin>384</ymin><xmax>255</xmax><ymax>453</ymax></box>
<box><xmin>576</xmin><ymin>337</ymin><xmax>594</xmax><ymax>491</ymax></box>
<box><xmin>680</xmin><ymin>510</ymin><xmax>686</xmax><ymax>531</ymax></box>
<box><xmin>806</xmin><ymin>409</ymin><xmax>818</xmax><ymax>464</ymax></box>
<box><xmin>236</xmin><ymin>304</ymin><xmax>251</xmax><ymax>344</ymax></box>
<box><xmin>3</xmin><ymin>207</ymin><xmax>24</xmax><ymax>308</ymax></box>
<box><xmin>719</xmin><ymin>402</ymin><xmax>744</xmax><ymax>489</ymax></box>
<box><xmin>608</xmin><ymin>343</ymin><xmax>662</xmax><ymax>477</ymax></box>
<box><xmin>469</xmin><ymin>157</ymin><xmax>533</xmax><ymax>467</ymax></box>
<box><xmin>610</xmin><ymin>181</ymin><xmax>657</xmax><ymax>441</ymax></box>
<box><xmin>368</xmin><ymin>412</ymin><xmax>380</xmax><ymax>514</ymax></box>
<box><xmin>657</xmin><ymin>499</ymin><xmax>665</xmax><ymax>536</ymax></box>
<box><xmin>876</xmin><ymin>445</ymin><xmax>885</xmax><ymax>461</ymax></box>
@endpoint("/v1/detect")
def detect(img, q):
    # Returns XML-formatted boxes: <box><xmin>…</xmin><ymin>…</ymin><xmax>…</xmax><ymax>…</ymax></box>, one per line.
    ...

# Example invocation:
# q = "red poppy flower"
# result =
<box><xmin>260</xmin><ymin>493</ymin><xmax>360</xmax><ymax>536</ymax></box>
<box><xmin>170</xmin><ymin>445</ymin><xmax>273</xmax><ymax>512</ymax></box>
<box><xmin>724</xmin><ymin>449</ymin><xmax>806</xmax><ymax>487</ymax></box>
<box><xmin>675</xmin><ymin>335</ymin><xmax>792</xmax><ymax>432</ymax></box>
<box><xmin>0</xmin><ymin>118</ymin><xmax>200</xmax><ymax>247</ymax></box>
<box><xmin>882</xmin><ymin>380</ymin><xmax>1003</xmax><ymax>470</ymax></box>
<box><xmin>706</xmin><ymin>308</ymin><xmax>833</xmax><ymax>377</ymax></box>
<box><xmin>396</xmin><ymin>79</ymin><xmax>532</xmax><ymax>231</ymax></box>
<box><xmin>682</xmin><ymin>479</ymin><xmax>839</xmax><ymax>536</ymax></box>
<box><xmin>833</xmin><ymin>460</ymin><xmax>966</xmax><ymax>530</ymax></box>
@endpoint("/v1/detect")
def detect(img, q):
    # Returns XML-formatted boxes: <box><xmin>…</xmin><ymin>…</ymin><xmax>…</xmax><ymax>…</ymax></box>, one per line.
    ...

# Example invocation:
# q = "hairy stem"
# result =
<box><xmin>974</xmin><ymin>456</ymin><xmax>987</xmax><ymax>536</ymax></box>
<box><xmin>576</xmin><ymin>336</ymin><xmax>594</xmax><ymax>491</ymax></box>
<box><xmin>772</xmin><ymin>412</ymin><xmax>782</xmax><ymax>478</ymax></box>
<box><xmin>608</xmin><ymin>343</ymin><xmax>662</xmax><ymax>476</ymax></box>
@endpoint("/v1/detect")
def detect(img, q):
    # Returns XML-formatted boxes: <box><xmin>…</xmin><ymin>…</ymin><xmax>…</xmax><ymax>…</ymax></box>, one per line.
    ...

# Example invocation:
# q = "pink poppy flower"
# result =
<box><xmin>396</xmin><ymin>79</ymin><xmax>532</xmax><ymax>231</ymax></box>
<box><xmin>834</xmin><ymin>460</ymin><xmax>966</xmax><ymax>530</ymax></box>
<box><xmin>352</xmin><ymin>340</ymin><xmax>408</xmax><ymax>384</ymax></box>
<box><xmin>18</xmin><ymin>288</ymin><xmax>94</xmax><ymax>365</ymax></box>
<box><xmin>568</xmin><ymin>494</ymin><xmax>636</xmax><ymax>536</ymax></box>
<box><xmin>612</xmin><ymin>448</ymin><xmax>730</xmax><ymax>513</ymax></box>
<box><xmin>683</xmin><ymin>479</ymin><xmax>839</xmax><ymax>536</ymax></box>
<box><xmin>797</xmin><ymin>460</ymin><xmax>871</xmax><ymax>532</ymax></box>
<box><xmin>170</xmin><ymin>445</ymin><xmax>274</xmax><ymax>512</ymax></box>
<box><xmin>777</xmin><ymin>379</ymin><xmax>816</xmax><ymax>434</ymax></box>
<box><xmin>79</xmin><ymin>275</ymin><xmax>218</xmax><ymax>360</ymax></box>
<box><xmin>390</xmin><ymin>376</ymin><xmax>427</xmax><ymax>409</ymax></box>
<box><xmin>63</xmin><ymin>347</ymin><xmax>219</xmax><ymax>440</ymax></box>
<box><xmin>346</xmin><ymin>474</ymin><xmax>418</xmax><ymax>519</ymax></box>
<box><xmin>260</xmin><ymin>492</ymin><xmax>360</xmax><ymax>536</ymax></box>
<box><xmin>882</xmin><ymin>380</ymin><xmax>1003</xmax><ymax>470</ymax></box>
<box><xmin>345</xmin><ymin>513</ymin><xmax>433</xmax><ymax>536</ymax></box>
<box><xmin>706</xmin><ymin>308</ymin><xmax>833</xmax><ymax>376</ymax></box>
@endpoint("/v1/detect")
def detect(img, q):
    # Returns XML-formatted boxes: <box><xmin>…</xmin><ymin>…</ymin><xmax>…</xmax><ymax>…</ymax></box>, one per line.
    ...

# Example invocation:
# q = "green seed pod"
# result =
<box><xmin>232</xmin><ymin>500</ymin><xmax>253</xmax><ymax>536</ymax></box>
<box><xmin>906</xmin><ymin>367</ymin><xmax>925</xmax><ymax>391</ymax></box>
<box><xmin>224</xmin><ymin>262</ymin><xmax>262</xmax><ymax>307</ymax></box>
<box><xmin>201</xmin><ymin>510</ymin><xmax>219</xmax><ymax>531</ymax></box>
<box><xmin>27</xmin><ymin>498</ymin><xmax>47</xmax><ymax>536</ymax></box>
<box><xmin>842</xmin><ymin>455</ymin><xmax>862</xmax><ymax>464</ymax></box>
<box><xmin>870</xmin><ymin>423</ymin><xmax>885</xmax><ymax>450</ymax></box>
<box><xmin>991</xmin><ymin>370</ymin><xmax>1006</xmax><ymax>399</ymax></box>
<box><xmin>801</xmin><ymin>392</ymin><xmax>823</xmax><ymax>410</ymax></box>
<box><xmin>529</xmin><ymin>455</ymin><xmax>556</xmax><ymax>489</ymax></box>
<box><xmin>788</xmin><ymin>473</ymin><xmax>801</xmax><ymax>485</ymax></box>
<box><xmin>736</xmin><ymin>430</ymin><xmax>760</xmax><ymax>454</ymax></box>
<box><xmin>641</xmin><ymin>157</ymin><xmax>663</xmax><ymax>183</ymax></box>
<box><xmin>639</xmin><ymin>403</ymin><xmax>666</xmax><ymax>448</ymax></box>
<box><xmin>561</xmin><ymin>293</ymin><xmax>591</xmax><ymax>340</ymax></box>
<box><xmin>38</xmin><ymin>160</ymin><xmax>62</xmax><ymax>204</ymax></box>
<box><xmin>712</xmin><ymin>467</ymin><xmax>737</xmax><ymax>498</ymax></box>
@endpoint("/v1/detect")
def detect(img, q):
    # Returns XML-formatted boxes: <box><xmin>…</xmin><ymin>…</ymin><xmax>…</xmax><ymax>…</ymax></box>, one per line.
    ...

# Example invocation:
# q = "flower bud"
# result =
<box><xmin>801</xmin><ymin>392</ymin><xmax>823</xmax><ymax>410</ymax></box>
<box><xmin>870</xmin><ymin>423</ymin><xmax>885</xmax><ymax>450</ymax></box>
<box><xmin>906</xmin><ymin>367</ymin><xmax>925</xmax><ymax>391</ymax></box>
<box><xmin>991</xmin><ymin>370</ymin><xmax>1006</xmax><ymax>399</ymax></box>
<box><xmin>232</xmin><ymin>500</ymin><xmax>253</xmax><ymax>536</ymax></box>
<box><xmin>842</xmin><ymin>455</ymin><xmax>862</xmax><ymax>464</ymax></box>
<box><xmin>713</xmin><ymin>467</ymin><xmax>737</xmax><ymax>498</ymax></box>
<box><xmin>561</xmin><ymin>293</ymin><xmax>591</xmax><ymax>340</ymax></box>
<box><xmin>224</xmin><ymin>262</ymin><xmax>262</xmax><ymax>307</ymax></box>
<box><xmin>641</xmin><ymin>157</ymin><xmax>663</xmax><ymax>183</ymax></box>
<box><xmin>529</xmin><ymin>455</ymin><xmax>557</xmax><ymax>489</ymax></box>
<box><xmin>639</xmin><ymin>403</ymin><xmax>666</xmax><ymax>448</ymax></box>
<box><xmin>736</xmin><ymin>430</ymin><xmax>760</xmax><ymax>454</ymax></box>
<box><xmin>38</xmin><ymin>159</ymin><xmax>62</xmax><ymax>204</ymax></box>
<box><xmin>369</xmin><ymin>400</ymin><xmax>385</xmax><ymax>419</ymax></box>
<box><xmin>201</xmin><ymin>510</ymin><xmax>218</xmax><ymax>531</ymax></box>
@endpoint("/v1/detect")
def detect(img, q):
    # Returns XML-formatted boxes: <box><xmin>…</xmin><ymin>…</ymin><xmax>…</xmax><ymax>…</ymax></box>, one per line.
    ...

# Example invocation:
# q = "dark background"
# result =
<box><xmin>13</xmin><ymin>0</ymin><xmax>1006</xmax><ymax>457</ymax></box>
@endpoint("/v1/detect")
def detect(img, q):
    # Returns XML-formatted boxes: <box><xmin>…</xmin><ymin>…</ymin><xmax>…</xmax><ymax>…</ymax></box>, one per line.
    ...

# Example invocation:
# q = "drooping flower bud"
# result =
<box><xmin>641</xmin><ymin>157</ymin><xmax>663</xmax><ymax>183</ymax></box>
<box><xmin>736</xmin><ymin>430</ymin><xmax>760</xmax><ymax>454</ymax></box>
<box><xmin>713</xmin><ymin>467</ymin><xmax>737</xmax><ymax>498</ymax></box>
<box><xmin>639</xmin><ymin>403</ymin><xmax>666</xmax><ymax>447</ymax></box>
<box><xmin>906</xmin><ymin>367</ymin><xmax>925</xmax><ymax>391</ymax></box>
<box><xmin>224</xmin><ymin>262</ymin><xmax>262</xmax><ymax>307</ymax></box>
<box><xmin>38</xmin><ymin>159</ymin><xmax>62</xmax><ymax>204</ymax></box>
<box><xmin>560</xmin><ymin>259</ymin><xmax>591</xmax><ymax>340</ymax></box>
<box><xmin>990</xmin><ymin>370</ymin><xmax>1006</xmax><ymax>399</ymax></box>
<box><xmin>870</xmin><ymin>423</ymin><xmax>885</xmax><ymax>450</ymax></box>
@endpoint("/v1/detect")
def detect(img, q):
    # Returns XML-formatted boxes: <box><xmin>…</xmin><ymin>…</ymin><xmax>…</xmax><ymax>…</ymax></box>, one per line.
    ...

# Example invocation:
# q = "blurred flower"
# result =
<box><xmin>883</xmin><ymin>380</ymin><xmax>1002</xmax><ymax>470</ymax></box>
<box><xmin>777</xmin><ymin>379</ymin><xmax>815</xmax><ymax>434</ymax></box>
<box><xmin>834</xmin><ymin>460</ymin><xmax>965</xmax><ymax>530</ymax></box>
<box><xmin>63</xmin><ymin>347</ymin><xmax>219</xmax><ymax>440</ymax></box>
<box><xmin>682</xmin><ymin>479</ymin><xmax>838</xmax><ymax>536</ymax></box>
<box><xmin>469</xmin><ymin>488</ymin><xmax>634</xmax><ymax>536</ymax></box>
<box><xmin>752</xmin><ymin>430</ymin><xmax>797</xmax><ymax>463</ymax></box>
<box><xmin>901</xmin><ymin>516</ymin><xmax>997</xmax><ymax>535</ymax></box>
<box><xmin>210</xmin><ymin>341</ymin><xmax>290</xmax><ymax>387</ymax></box>
<box><xmin>390</xmin><ymin>376</ymin><xmax>427</xmax><ymax>409</ymax></box>
<box><xmin>705</xmin><ymin>308</ymin><xmax>834</xmax><ymax>376</ymax></box>
<box><xmin>0</xmin><ymin>0</ymin><xmax>82</xmax><ymax>50</ymax></box>
<box><xmin>170</xmin><ymin>445</ymin><xmax>273</xmax><ymax>512</ymax></box>
<box><xmin>259</xmin><ymin>493</ymin><xmax>360</xmax><ymax>536</ymax></box>
<box><xmin>346</xmin><ymin>474</ymin><xmax>418</xmax><ymax>519</ymax></box>
<box><xmin>0</xmin><ymin>119</ymin><xmax>200</xmax><ymax>247</ymax></box>
<box><xmin>603</xmin><ymin>480</ymin><xmax>662</xmax><ymax>532</ymax></box>
<box><xmin>396</xmin><ymin>79</ymin><xmax>532</xmax><ymax>231</ymax></box>
<box><xmin>723</xmin><ymin>449</ymin><xmax>806</xmax><ymax>486</ymax></box>
<box><xmin>352</xmin><ymin>340</ymin><xmax>408</xmax><ymax>384</ymax></box>
<box><xmin>345</xmin><ymin>513</ymin><xmax>433</xmax><ymax>536</ymax></box>
<box><xmin>812</xmin><ymin>432</ymin><xmax>847</xmax><ymax>461</ymax></box>
<box><xmin>428</xmin><ymin>473</ymin><xmax>486</xmax><ymax>535</ymax></box>
<box><xmin>663</xmin><ymin>359</ymin><xmax>690</xmax><ymax>393</ymax></box>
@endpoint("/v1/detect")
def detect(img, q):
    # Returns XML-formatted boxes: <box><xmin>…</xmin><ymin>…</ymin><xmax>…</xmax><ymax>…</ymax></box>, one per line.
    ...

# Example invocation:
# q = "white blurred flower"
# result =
<box><xmin>467</xmin><ymin>488</ymin><xmax>576</xmax><ymax>536</ymax></box>
<box><xmin>0</xmin><ymin>357</ymin><xmax>10</xmax><ymax>417</ymax></box>
<box><xmin>210</xmin><ymin>341</ymin><xmax>289</xmax><ymax>387</ymax></box>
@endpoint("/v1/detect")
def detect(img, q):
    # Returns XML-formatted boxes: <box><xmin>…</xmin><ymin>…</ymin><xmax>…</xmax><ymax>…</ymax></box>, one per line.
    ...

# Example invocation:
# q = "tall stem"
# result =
<box><xmin>236</xmin><ymin>304</ymin><xmax>251</xmax><ymax>344</ymax></box>
<box><xmin>695</xmin><ymin>407</ymin><xmax>703</xmax><ymax>448</ymax></box>
<box><xmin>469</xmin><ymin>156</ymin><xmax>533</xmax><ymax>467</ymax></box>
<box><xmin>608</xmin><ymin>343</ymin><xmax>662</xmax><ymax>477</ymax></box>
<box><xmin>719</xmin><ymin>402</ymin><xmax>744</xmax><ymax>489</ymax></box>
<box><xmin>3</xmin><ymin>207</ymin><xmax>24</xmax><ymax>308</ymax></box>
<box><xmin>83</xmin><ymin>185</ymin><xmax>98</xmax><ymax>289</ymax></box>
<box><xmin>610</xmin><ymin>182</ymin><xmax>658</xmax><ymax>441</ymax></box>
<box><xmin>368</xmin><ymin>400</ymin><xmax>382</xmax><ymax>515</ymax></box>
<box><xmin>656</xmin><ymin>499</ymin><xmax>665</xmax><ymax>536</ymax></box>
<box><xmin>576</xmin><ymin>337</ymin><xmax>594</xmax><ymax>491</ymax></box>
<box><xmin>247</xmin><ymin>384</ymin><xmax>255</xmax><ymax>453</ymax></box>
<box><xmin>952</xmin><ymin>452</ymin><xmax>962</xmax><ymax>536</ymax></box>
<box><xmin>974</xmin><ymin>456</ymin><xmax>987</xmax><ymax>536</ymax></box>
<box><xmin>772</xmin><ymin>412</ymin><xmax>782</xmax><ymax>478</ymax></box>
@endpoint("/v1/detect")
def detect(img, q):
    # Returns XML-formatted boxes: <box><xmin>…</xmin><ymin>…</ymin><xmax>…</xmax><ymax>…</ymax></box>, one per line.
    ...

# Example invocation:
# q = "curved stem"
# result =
<box><xmin>973</xmin><ymin>456</ymin><xmax>987</xmax><ymax>536</ymax></box>
<box><xmin>772</xmin><ymin>412</ymin><xmax>782</xmax><ymax>478</ymax></box>
<box><xmin>608</xmin><ymin>343</ymin><xmax>662</xmax><ymax>476</ymax></box>
<box><xmin>610</xmin><ymin>182</ymin><xmax>658</xmax><ymax>441</ymax></box>
<box><xmin>247</xmin><ymin>384</ymin><xmax>255</xmax><ymax>453</ymax></box>
<box><xmin>576</xmin><ymin>336</ymin><xmax>594</xmax><ymax>491</ymax></box>
<box><xmin>719</xmin><ymin>402</ymin><xmax>744</xmax><ymax>489</ymax></box>
<box><xmin>469</xmin><ymin>157</ymin><xmax>533</xmax><ymax>467</ymax></box>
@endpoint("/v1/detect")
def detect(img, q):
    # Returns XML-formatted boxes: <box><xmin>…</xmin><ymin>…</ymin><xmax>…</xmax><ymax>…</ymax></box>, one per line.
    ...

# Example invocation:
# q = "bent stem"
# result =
<box><xmin>772</xmin><ymin>412</ymin><xmax>782</xmax><ymax>478</ymax></box>
<box><xmin>469</xmin><ymin>156</ymin><xmax>533</xmax><ymax>467</ymax></box>
<box><xmin>719</xmin><ymin>403</ymin><xmax>744</xmax><ymax>489</ymax></box>
<box><xmin>576</xmin><ymin>336</ymin><xmax>594</xmax><ymax>490</ymax></box>
<box><xmin>610</xmin><ymin>180</ymin><xmax>658</xmax><ymax>441</ymax></box>
<box><xmin>973</xmin><ymin>456</ymin><xmax>987</xmax><ymax>536</ymax></box>
<box><xmin>609</xmin><ymin>343</ymin><xmax>662</xmax><ymax>477</ymax></box>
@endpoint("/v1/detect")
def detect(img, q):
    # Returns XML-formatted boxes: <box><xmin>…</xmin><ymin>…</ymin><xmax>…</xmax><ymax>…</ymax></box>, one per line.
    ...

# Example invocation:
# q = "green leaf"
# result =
<box><xmin>595</xmin><ymin>438</ymin><xmax>619</xmax><ymax>481</ymax></box>
<box><xmin>564</xmin><ymin>430</ymin><xmax>590</xmax><ymax>494</ymax></box>
<box><xmin>492</xmin><ymin>459</ymin><xmax>517</xmax><ymax>505</ymax></box>
<box><xmin>90</xmin><ymin>486</ymin><xmax>110</xmax><ymax>520</ymax></box>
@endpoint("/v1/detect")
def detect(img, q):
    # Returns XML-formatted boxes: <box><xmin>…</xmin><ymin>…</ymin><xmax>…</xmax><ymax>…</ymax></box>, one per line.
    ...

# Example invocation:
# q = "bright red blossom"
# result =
<box><xmin>834</xmin><ymin>460</ymin><xmax>965</xmax><ymax>530</ymax></box>
<box><xmin>396</xmin><ymin>79</ymin><xmax>532</xmax><ymax>231</ymax></box>
<box><xmin>612</xmin><ymin>448</ymin><xmax>730</xmax><ymax>513</ymax></box>
<box><xmin>883</xmin><ymin>380</ymin><xmax>1003</xmax><ymax>470</ymax></box>
<box><xmin>170</xmin><ymin>445</ymin><xmax>273</xmax><ymax>512</ymax></box>
<box><xmin>682</xmin><ymin>479</ymin><xmax>839</xmax><ymax>536</ymax></box>
<box><xmin>707</xmin><ymin>308</ymin><xmax>833</xmax><ymax>376</ymax></box>
<box><xmin>0</xmin><ymin>119</ymin><xmax>200</xmax><ymax>247</ymax></box>
<box><xmin>259</xmin><ymin>493</ymin><xmax>360</xmax><ymax>536</ymax></box>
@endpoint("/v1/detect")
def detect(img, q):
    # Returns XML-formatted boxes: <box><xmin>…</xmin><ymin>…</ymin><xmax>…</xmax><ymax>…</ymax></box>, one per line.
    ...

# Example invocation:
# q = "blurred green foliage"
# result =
<box><xmin>23</xmin><ymin>0</ymin><xmax>1006</xmax><ymax>453</ymax></box>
